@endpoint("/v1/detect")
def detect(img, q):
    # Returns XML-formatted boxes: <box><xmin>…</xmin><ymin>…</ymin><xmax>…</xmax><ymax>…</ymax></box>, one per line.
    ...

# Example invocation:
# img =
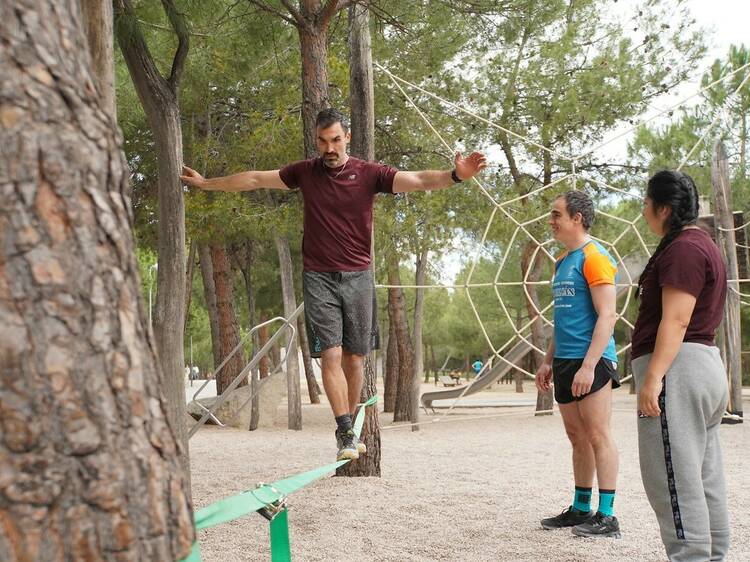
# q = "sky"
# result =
<box><xmin>432</xmin><ymin>0</ymin><xmax>749</xmax><ymax>284</ymax></box>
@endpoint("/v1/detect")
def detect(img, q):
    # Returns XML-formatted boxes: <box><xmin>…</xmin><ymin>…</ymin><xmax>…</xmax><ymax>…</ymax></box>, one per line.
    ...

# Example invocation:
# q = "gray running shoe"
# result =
<box><xmin>335</xmin><ymin>428</ymin><xmax>359</xmax><ymax>461</ymax></box>
<box><xmin>572</xmin><ymin>512</ymin><xmax>621</xmax><ymax>538</ymax></box>
<box><xmin>541</xmin><ymin>506</ymin><xmax>594</xmax><ymax>530</ymax></box>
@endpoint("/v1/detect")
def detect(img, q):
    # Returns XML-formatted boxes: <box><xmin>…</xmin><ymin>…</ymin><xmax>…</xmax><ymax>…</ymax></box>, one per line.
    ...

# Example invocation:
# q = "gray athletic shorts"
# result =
<box><xmin>302</xmin><ymin>270</ymin><xmax>379</xmax><ymax>358</ymax></box>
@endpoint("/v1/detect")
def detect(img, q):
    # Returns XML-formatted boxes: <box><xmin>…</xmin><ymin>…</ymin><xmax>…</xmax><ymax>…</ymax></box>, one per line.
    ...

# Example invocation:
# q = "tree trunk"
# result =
<box><xmin>210</xmin><ymin>245</ymin><xmax>246</xmax><ymax>396</ymax></box>
<box><xmin>0</xmin><ymin>2</ymin><xmax>193</xmax><ymax>557</ymax></box>
<box><xmin>297</xmin><ymin>313</ymin><xmax>321</xmax><ymax>404</ymax></box>
<box><xmin>413</xmin><ymin>247</ymin><xmax>428</xmax><ymax>384</ymax></box>
<box><xmin>114</xmin><ymin>0</ymin><xmax>190</xmax><ymax>475</ymax></box>
<box><xmin>384</xmin><ymin>302</ymin><xmax>399</xmax><ymax>412</ymax></box>
<box><xmin>250</xmin><ymin>311</ymin><xmax>270</xmax><ymax>431</ymax></box>
<box><xmin>199</xmin><ymin>244</ymin><xmax>222</xmax><ymax>371</ymax></box>
<box><xmin>81</xmin><ymin>0</ymin><xmax>116</xmax><ymax>118</ymax></box>
<box><xmin>522</xmin><ymin>242</ymin><xmax>553</xmax><ymax>414</ymax></box>
<box><xmin>712</xmin><ymin>140</ymin><xmax>743</xmax><ymax>420</ymax></box>
<box><xmin>275</xmin><ymin>236</ymin><xmax>302</xmax><ymax>430</ymax></box>
<box><xmin>336</xmin><ymin>1</ymin><xmax>382</xmax><ymax>476</ymax></box>
<box><xmin>388</xmin><ymin>258</ymin><xmax>417</xmax><ymax>426</ymax></box>
<box><xmin>258</xmin><ymin>311</ymin><xmax>271</xmax><ymax>379</ymax></box>
<box><xmin>184</xmin><ymin>238</ymin><xmax>196</xmax><ymax>334</ymax></box>
<box><xmin>299</xmin><ymin>28</ymin><xmax>330</xmax><ymax>156</ymax></box>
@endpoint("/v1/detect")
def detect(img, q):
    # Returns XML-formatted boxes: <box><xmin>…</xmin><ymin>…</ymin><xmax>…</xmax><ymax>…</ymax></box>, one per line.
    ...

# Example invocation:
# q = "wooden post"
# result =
<box><xmin>712</xmin><ymin>140</ymin><xmax>744</xmax><ymax>422</ymax></box>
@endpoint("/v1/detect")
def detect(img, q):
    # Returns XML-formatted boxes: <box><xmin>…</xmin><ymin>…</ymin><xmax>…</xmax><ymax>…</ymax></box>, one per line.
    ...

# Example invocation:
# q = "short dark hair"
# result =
<box><xmin>559</xmin><ymin>190</ymin><xmax>595</xmax><ymax>230</ymax></box>
<box><xmin>315</xmin><ymin>108</ymin><xmax>349</xmax><ymax>133</ymax></box>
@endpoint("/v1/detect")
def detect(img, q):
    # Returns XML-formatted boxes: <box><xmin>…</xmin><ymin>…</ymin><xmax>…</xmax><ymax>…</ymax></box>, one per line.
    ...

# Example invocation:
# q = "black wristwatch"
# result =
<box><xmin>451</xmin><ymin>169</ymin><xmax>462</xmax><ymax>183</ymax></box>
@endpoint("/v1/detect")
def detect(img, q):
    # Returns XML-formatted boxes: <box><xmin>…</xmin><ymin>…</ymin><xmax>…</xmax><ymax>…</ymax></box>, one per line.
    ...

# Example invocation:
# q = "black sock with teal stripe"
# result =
<box><xmin>573</xmin><ymin>486</ymin><xmax>592</xmax><ymax>513</ymax></box>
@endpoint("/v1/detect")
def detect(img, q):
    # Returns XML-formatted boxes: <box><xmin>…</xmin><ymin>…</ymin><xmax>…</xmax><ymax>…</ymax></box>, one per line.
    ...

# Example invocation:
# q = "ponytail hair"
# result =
<box><xmin>637</xmin><ymin>170</ymin><xmax>700</xmax><ymax>295</ymax></box>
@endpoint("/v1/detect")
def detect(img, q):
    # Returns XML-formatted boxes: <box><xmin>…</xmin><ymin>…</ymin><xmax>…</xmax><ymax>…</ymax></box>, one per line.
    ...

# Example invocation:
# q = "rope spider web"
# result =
<box><xmin>372</xmin><ymin>58</ymin><xmax>750</xmax><ymax>426</ymax></box>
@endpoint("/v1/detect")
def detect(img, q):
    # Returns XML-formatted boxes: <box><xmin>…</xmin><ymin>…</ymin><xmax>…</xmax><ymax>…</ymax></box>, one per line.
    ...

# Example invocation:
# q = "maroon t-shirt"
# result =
<box><xmin>279</xmin><ymin>157</ymin><xmax>397</xmax><ymax>272</ymax></box>
<box><xmin>631</xmin><ymin>228</ymin><xmax>727</xmax><ymax>359</ymax></box>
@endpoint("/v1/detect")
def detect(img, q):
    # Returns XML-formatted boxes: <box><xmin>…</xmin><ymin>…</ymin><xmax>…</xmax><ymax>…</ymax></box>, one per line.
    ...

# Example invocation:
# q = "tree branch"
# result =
<box><xmin>247</xmin><ymin>0</ymin><xmax>299</xmax><ymax>27</ymax></box>
<box><xmin>279</xmin><ymin>0</ymin><xmax>306</xmax><ymax>26</ymax></box>
<box><xmin>160</xmin><ymin>0</ymin><xmax>190</xmax><ymax>89</ymax></box>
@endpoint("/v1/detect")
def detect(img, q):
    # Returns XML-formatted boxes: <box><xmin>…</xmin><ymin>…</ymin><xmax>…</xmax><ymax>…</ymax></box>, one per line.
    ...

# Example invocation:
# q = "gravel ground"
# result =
<box><xmin>189</xmin><ymin>383</ymin><xmax>750</xmax><ymax>562</ymax></box>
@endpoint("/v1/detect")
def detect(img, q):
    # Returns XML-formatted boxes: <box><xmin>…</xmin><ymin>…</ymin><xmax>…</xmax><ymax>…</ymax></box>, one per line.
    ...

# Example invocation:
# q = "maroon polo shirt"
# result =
<box><xmin>631</xmin><ymin>228</ymin><xmax>727</xmax><ymax>359</ymax></box>
<box><xmin>279</xmin><ymin>157</ymin><xmax>397</xmax><ymax>272</ymax></box>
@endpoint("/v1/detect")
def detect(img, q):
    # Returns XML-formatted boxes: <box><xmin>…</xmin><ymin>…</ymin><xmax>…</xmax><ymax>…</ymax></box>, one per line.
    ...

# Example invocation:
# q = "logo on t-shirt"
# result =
<box><xmin>348</xmin><ymin>174</ymin><xmax>357</xmax><ymax>180</ymax></box>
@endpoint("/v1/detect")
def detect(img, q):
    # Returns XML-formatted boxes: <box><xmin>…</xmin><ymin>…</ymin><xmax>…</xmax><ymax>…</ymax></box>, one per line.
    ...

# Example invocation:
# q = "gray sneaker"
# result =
<box><xmin>541</xmin><ymin>506</ymin><xmax>594</xmax><ymax>530</ymax></box>
<box><xmin>572</xmin><ymin>512</ymin><xmax>621</xmax><ymax>538</ymax></box>
<box><xmin>335</xmin><ymin>428</ymin><xmax>359</xmax><ymax>461</ymax></box>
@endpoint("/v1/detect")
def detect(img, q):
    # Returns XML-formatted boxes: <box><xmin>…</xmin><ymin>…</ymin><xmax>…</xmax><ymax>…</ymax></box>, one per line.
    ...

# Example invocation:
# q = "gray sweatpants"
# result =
<box><xmin>632</xmin><ymin>343</ymin><xmax>730</xmax><ymax>562</ymax></box>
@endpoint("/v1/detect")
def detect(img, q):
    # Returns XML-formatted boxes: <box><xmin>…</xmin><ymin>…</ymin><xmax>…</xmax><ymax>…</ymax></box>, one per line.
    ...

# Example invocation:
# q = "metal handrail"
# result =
<box><xmin>187</xmin><ymin>302</ymin><xmax>304</xmax><ymax>438</ymax></box>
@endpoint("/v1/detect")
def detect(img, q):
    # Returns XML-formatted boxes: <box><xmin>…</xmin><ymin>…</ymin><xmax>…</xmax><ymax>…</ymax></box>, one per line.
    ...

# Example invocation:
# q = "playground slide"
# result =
<box><xmin>420</xmin><ymin>253</ymin><xmax>647</xmax><ymax>410</ymax></box>
<box><xmin>421</xmin><ymin>336</ymin><xmax>539</xmax><ymax>410</ymax></box>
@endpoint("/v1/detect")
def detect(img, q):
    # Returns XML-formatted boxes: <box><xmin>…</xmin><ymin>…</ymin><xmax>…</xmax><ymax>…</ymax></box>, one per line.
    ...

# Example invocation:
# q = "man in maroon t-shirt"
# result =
<box><xmin>181</xmin><ymin>108</ymin><xmax>486</xmax><ymax>460</ymax></box>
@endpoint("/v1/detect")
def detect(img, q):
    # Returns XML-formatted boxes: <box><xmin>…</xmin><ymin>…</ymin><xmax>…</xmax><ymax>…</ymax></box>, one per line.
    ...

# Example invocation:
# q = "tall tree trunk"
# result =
<box><xmin>384</xmin><ymin>302</ymin><xmax>399</xmax><ymax>412</ymax></box>
<box><xmin>514</xmin><ymin>307</ymin><xmax>525</xmax><ymax>393</ymax></box>
<box><xmin>389</xmin><ymin>257</ymin><xmax>416</xmax><ymax>426</ymax></box>
<box><xmin>522</xmin><ymin>243</ymin><xmax>552</xmax><ymax>414</ymax></box>
<box><xmin>299</xmin><ymin>28</ymin><xmax>330</xmax><ymax>157</ymax></box>
<box><xmin>184</xmin><ymin>238</ymin><xmax>196</xmax><ymax>334</ymax></box>
<box><xmin>712</xmin><ymin>140</ymin><xmax>744</xmax><ymax>420</ymax></box>
<box><xmin>297</xmin><ymin>313</ymin><xmax>321</xmax><ymax>404</ymax></box>
<box><xmin>337</xmin><ymin>1</ymin><xmax>382</xmax><ymax>477</ymax></box>
<box><xmin>210</xmin><ymin>245</ymin><xmax>246</xmax><ymax>396</ymax></box>
<box><xmin>250</xmin><ymin>311</ymin><xmax>271</xmax><ymax>431</ymax></box>
<box><xmin>275</xmin><ymin>236</ymin><xmax>302</xmax><ymax>430</ymax></box>
<box><xmin>114</xmin><ymin>0</ymin><xmax>191</xmax><ymax>476</ymax></box>
<box><xmin>0</xmin><ymin>2</ymin><xmax>193</xmax><ymax>557</ymax></box>
<box><xmin>82</xmin><ymin>0</ymin><xmax>115</xmax><ymax>118</ymax></box>
<box><xmin>258</xmin><ymin>311</ymin><xmax>271</xmax><ymax>379</ymax></box>
<box><xmin>199</xmin><ymin>244</ymin><xmax>222</xmax><ymax>371</ymax></box>
<box><xmin>413</xmin><ymin>247</ymin><xmax>428</xmax><ymax>384</ymax></box>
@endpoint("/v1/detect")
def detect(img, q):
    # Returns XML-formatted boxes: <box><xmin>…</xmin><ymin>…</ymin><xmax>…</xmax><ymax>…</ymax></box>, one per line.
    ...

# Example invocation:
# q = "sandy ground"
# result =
<box><xmin>188</xmin><ymin>381</ymin><xmax>750</xmax><ymax>562</ymax></box>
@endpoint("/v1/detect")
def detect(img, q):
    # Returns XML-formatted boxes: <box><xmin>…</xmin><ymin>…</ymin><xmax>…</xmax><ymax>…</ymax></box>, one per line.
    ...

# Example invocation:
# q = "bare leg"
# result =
<box><xmin>341</xmin><ymin>351</ymin><xmax>365</xmax><ymax>415</ymax></box>
<box><xmin>559</xmin><ymin>402</ymin><xmax>596</xmax><ymax>488</ymax></box>
<box><xmin>579</xmin><ymin>381</ymin><xmax>618</xmax><ymax>490</ymax></box>
<box><xmin>320</xmin><ymin>346</ymin><xmax>348</xmax><ymax>417</ymax></box>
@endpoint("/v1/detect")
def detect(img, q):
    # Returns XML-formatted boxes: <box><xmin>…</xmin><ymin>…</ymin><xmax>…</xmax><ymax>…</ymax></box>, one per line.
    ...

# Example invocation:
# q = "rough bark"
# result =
<box><xmin>275</xmin><ymin>236</ymin><xmax>302</xmax><ymax>430</ymax></box>
<box><xmin>199</xmin><ymin>244</ymin><xmax>222</xmax><ymax>370</ymax></box>
<box><xmin>521</xmin><ymin>242</ymin><xmax>553</xmax><ymax>414</ymax></box>
<box><xmin>210</xmin><ymin>245</ymin><xmax>246</xmax><ymax>396</ymax></box>
<box><xmin>712</xmin><ymin>140</ymin><xmax>743</xmax><ymax>419</ymax></box>
<box><xmin>114</xmin><ymin>0</ymin><xmax>190</xmax><ymax>473</ymax></box>
<box><xmin>297</xmin><ymin>313</ymin><xmax>321</xmax><ymax>404</ymax></box>
<box><xmin>258</xmin><ymin>311</ymin><xmax>271</xmax><ymax>379</ymax></box>
<box><xmin>0</xmin><ymin>2</ymin><xmax>193</xmax><ymax>558</ymax></box>
<box><xmin>388</xmin><ymin>258</ymin><xmax>417</xmax><ymax>426</ymax></box>
<box><xmin>384</xmin><ymin>302</ymin><xmax>399</xmax><ymax>412</ymax></box>
<box><xmin>82</xmin><ymin>0</ymin><xmax>116</xmax><ymax>118</ymax></box>
<box><xmin>183</xmin><ymin>238</ymin><xmax>196</xmax><ymax>334</ymax></box>
<box><xmin>413</xmin><ymin>247</ymin><xmax>428</xmax><ymax>384</ymax></box>
<box><xmin>336</xmin><ymin>2</ymin><xmax>382</xmax><ymax>476</ymax></box>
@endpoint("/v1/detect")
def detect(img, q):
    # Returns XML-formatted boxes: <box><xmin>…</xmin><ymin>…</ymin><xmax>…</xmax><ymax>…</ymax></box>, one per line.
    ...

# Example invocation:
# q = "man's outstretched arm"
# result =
<box><xmin>392</xmin><ymin>152</ymin><xmax>486</xmax><ymax>193</ymax></box>
<box><xmin>180</xmin><ymin>166</ymin><xmax>288</xmax><ymax>192</ymax></box>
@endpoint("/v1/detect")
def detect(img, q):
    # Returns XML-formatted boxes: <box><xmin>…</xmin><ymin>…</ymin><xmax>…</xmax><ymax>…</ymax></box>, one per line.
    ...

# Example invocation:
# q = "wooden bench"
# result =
<box><xmin>439</xmin><ymin>375</ymin><xmax>458</xmax><ymax>387</ymax></box>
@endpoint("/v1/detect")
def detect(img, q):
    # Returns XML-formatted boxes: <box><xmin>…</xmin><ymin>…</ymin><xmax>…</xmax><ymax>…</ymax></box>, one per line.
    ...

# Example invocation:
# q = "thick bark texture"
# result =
<box><xmin>199</xmin><ymin>244</ymin><xmax>222</xmax><ymax>371</ymax></box>
<box><xmin>384</xmin><ymin>300</ymin><xmax>399</xmax><ymax>412</ymax></box>
<box><xmin>275</xmin><ymin>236</ymin><xmax>302</xmax><ymax>430</ymax></box>
<box><xmin>210</xmin><ymin>245</ymin><xmax>246</xmax><ymax>396</ymax></box>
<box><xmin>388</xmin><ymin>259</ymin><xmax>416</xmax><ymax>425</ymax></box>
<box><xmin>412</xmin><ymin>248</ymin><xmax>428</xmax><ymax>384</ymax></box>
<box><xmin>297</xmin><ymin>313</ymin><xmax>321</xmax><ymax>404</ymax></box>
<box><xmin>0</xmin><ymin>2</ymin><xmax>193</xmax><ymax>558</ymax></box>
<box><xmin>521</xmin><ymin>242</ymin><xmax>552</xmax><ymax>414</ymax></box>
<box><xmin>82</xmin><ymin>0</ymin><xmax>116</xmax><ymax>119</ymax></box>
<box><xmin>114</xmin><ymin>0</ymin><xmax>190</xmax><ymax>473</ymax></box>
<box><xmin>336</xmin><ymin>2</ymin><xmax>382</xmax><ymax>476</ymax></box>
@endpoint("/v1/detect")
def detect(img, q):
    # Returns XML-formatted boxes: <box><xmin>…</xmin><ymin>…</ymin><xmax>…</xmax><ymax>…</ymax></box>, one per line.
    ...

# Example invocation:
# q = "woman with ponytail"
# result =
<box><xmin>631</xmin><ymin>170</ymin><xmax>730</xmax><ymax>561</ymax></box>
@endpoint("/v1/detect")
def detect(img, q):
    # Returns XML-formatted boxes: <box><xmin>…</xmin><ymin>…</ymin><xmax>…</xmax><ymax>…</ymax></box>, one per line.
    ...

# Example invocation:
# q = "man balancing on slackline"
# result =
<box><xmin>181</xmin><ymin>108</ymin><xmax>487</xmax><ymax>461</ymax></box>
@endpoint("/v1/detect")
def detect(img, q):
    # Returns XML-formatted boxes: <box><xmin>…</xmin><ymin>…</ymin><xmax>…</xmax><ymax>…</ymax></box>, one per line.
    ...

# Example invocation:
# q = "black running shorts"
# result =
<box><xmin>552</xmin><ymin>357</ymin><xmax>620</xmax><ymax>404</ymax></box>
<box><xmin>302</xmin><ymin>270</ymin><xmax>379</xmax><ymax>358</ymax></box>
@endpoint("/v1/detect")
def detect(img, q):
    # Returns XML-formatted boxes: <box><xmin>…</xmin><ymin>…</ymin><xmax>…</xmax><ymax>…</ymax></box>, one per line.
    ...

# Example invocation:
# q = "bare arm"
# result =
<box><xmin>639</xmin><ymin>286</ymin><xmax>696</xmax><ymax>416</ymax></box>
<box><xmin>392</xmin><ymin>152</ymin><xmax>487</xmax><ymax>193</ymax></box>
<box><xmin>180</xmin><ymin>166</ymin><xmax>288</xmax><ymax>192</ymax></box>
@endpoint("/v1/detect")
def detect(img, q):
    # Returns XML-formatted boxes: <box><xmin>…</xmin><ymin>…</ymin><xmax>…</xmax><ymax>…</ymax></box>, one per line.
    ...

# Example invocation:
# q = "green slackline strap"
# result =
<box><xmin>179</xmin><ymin>395</ymin><xmax>377</xmax><ymax>562</ymax></box>
<box><xmin>270</xmin><ymin>508</ymin><xmax>291</xmax><ymax>562</ymax></box>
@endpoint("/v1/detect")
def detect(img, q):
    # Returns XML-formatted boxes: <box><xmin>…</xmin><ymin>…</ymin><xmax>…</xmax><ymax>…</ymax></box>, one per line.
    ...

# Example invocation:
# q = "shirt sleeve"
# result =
<box><xmin>657</xmin><ymin>241</ymin><xmax>707</xmax><ymax>297</ymax></box>
<box><xmin>372</xmin><ymin>162</ymin><xmax>398</xmax><ymax>194</ymax></box>
<box><xmin>278</xmin><ymin>160</ymin><xmax>308</xmax><ymax>189</ymax></box>
<box><xmin>582</xmin><ymin>251</ymin><xmax>617</xmax><ymax>287</ymax></box>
